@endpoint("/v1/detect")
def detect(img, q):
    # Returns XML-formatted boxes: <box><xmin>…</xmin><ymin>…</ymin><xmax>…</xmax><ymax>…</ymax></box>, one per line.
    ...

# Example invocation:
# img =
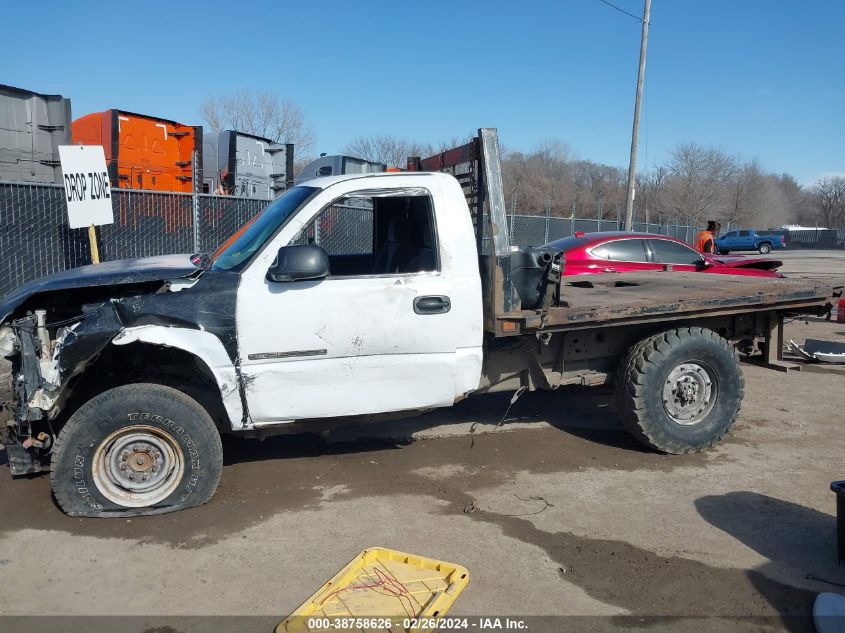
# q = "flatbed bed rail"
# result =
<box><xmin>504</xmin><ymin>272</ymin><xmax>838</xmax><ymax>333</ymax></box>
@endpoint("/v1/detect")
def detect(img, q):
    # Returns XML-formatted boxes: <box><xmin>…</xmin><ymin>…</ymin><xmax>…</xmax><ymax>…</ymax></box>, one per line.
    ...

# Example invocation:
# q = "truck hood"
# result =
<box><xmin>0</xmin><ymin>254</ymin><xmax>200</xmax><ymax>322</ymax></box>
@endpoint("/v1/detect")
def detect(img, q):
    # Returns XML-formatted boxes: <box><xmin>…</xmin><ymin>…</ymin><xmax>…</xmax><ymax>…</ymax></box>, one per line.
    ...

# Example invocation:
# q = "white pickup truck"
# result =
<box><xmin>0</xmin><ymin>129</ymin><xmax>837</xmax><ymax>516</ymax></box>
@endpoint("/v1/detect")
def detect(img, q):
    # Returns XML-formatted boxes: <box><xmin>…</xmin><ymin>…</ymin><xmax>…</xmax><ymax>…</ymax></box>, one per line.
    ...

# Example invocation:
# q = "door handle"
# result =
<box><xmin>602</xmin><ymin>267</ymin><xmax>618</xmax><ymax>273</ymax></box>
<box><xmin>414</xmin><ymin>295</ymin><xmax>451</xmax><ymax>315</ymax></box>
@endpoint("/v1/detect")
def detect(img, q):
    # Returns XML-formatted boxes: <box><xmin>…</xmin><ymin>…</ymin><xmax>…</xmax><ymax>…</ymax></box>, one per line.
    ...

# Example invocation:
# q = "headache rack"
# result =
<box><xmin>408</xmin><ymin>129</ymin><xmax>523</xmax><ymax>333</ymax></box>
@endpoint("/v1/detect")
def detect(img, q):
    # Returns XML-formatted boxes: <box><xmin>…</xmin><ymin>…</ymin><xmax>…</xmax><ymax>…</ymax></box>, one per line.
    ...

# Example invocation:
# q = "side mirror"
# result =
<box><xmin>696</xmin><ymin>258</ymin><xmax>713</xmax><ymax>269</ymax></box>
<box><xmin>266</xmin><ymin>244</ymin><xmax>330</xmax><ymax>282</ymax></box>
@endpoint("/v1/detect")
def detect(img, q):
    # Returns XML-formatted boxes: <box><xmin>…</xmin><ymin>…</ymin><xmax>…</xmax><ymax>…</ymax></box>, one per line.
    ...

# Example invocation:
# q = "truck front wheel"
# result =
<box><xmin>615</xmin><ymin>327</ymin><xmax>744</xmax><ymax>454</ymax></box>
<box><xmin>51</xmin><ymin>384</ymin><xmax>223</xmax><ymax>517</ymax></box>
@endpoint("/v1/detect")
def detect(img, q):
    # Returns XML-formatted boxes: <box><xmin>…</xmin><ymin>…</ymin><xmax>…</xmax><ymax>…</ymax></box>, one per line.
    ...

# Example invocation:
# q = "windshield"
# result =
<box><xmin>211</xmin><ymin>186</ymin><xmax>319</xmax><ymax>271</ymax></box>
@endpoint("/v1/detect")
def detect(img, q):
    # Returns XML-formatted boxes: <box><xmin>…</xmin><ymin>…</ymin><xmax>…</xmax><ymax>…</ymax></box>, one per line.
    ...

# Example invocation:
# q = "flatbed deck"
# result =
<box><xmin>502</xmin><ymin>272</ymin><xmax>839</xmax><ymax>332</ymax></box>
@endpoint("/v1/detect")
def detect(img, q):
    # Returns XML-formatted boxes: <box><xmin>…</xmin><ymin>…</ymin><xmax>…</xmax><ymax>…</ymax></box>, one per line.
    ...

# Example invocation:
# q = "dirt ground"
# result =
<box><xmin>1</xmin><ymin>251</ymin><xmax>844</xmax><ymax>632</ymax></box>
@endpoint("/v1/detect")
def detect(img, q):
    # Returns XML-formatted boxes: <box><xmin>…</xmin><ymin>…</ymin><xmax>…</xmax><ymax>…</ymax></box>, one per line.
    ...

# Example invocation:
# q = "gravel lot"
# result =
<box><xmin>1</xmin><ymin>250</ymin><xmax>844</xmax><ymax>632</ymax></box>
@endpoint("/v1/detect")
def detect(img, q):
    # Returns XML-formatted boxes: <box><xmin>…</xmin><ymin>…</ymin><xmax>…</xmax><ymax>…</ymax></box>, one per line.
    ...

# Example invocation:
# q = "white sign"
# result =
<box><xmin>58</xmin><ymin>145</ymin><xmax>115</xmax><ymax>229</ymax></box>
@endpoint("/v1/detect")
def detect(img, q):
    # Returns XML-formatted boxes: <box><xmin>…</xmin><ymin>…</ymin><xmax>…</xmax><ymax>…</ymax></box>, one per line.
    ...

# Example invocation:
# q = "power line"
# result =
<box><xmin>596</xmin><ymin>0</ymin><xmax>648</xmax><ymax>23</ymax></box>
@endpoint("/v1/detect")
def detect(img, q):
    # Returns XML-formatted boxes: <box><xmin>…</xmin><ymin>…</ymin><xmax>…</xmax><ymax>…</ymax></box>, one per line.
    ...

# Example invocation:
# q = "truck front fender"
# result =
<box><xmin>112</xmin><ymin>325</ymin><xmax>246</xmax><ymax>430</ymax></box>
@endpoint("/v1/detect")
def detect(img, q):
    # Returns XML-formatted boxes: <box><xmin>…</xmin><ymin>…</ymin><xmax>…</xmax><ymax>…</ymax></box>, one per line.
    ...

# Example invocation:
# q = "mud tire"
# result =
<box><xmin>615</xmin><ymin>327</ymin><xmax>744</xmax><ymax>454</ymax></box>
<box><xmin>51</xmin><ymin>384</ymin><xmax>223</xmax><ymax>517</ymax></box>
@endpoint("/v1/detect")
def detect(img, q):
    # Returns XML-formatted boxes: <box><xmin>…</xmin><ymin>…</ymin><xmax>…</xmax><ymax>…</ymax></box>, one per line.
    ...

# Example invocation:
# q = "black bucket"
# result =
<box><xmin>831</xmin><ymin>480</ymin><xmax>845</xmax><ymax>564</ymax></box>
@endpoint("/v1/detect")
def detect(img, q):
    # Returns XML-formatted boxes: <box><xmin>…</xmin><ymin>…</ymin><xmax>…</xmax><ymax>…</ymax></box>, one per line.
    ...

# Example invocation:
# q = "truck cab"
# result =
<box><xmin>229</xmin><ymin>172</ymin><xmax>484</xmax><ymax>423</ymax></box>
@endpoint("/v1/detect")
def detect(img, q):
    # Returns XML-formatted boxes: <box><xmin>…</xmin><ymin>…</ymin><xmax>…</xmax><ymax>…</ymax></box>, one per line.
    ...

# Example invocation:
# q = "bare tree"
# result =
<box><xmin>342</xmin><ymin>134</ymin><xmax>434</xmax><ymax>168</ymax></box>
<box><xmin>637</xmin><ymin>165</ymin><xmax>669</xmax><ymax>220</ymax></box>
<box><xmin>640</xmin><ymin>154</ymin><xmax>814</xmax><ymax>230</ymax></box>
<box><xmin>811</xmin><ymin>176</ymin><xmax>845</xmax><ymax>228</ymax></box>
<box><xmin>776</xmin><ymin>173</ymin><xmax>815</xmax><ymax>226</ymax></box>
<box><xmin>571</xmin><ymin>160</ymin><xmax>626</xmax><ymax>218</ymax></box>
<box><xmin>500</xmin><ymin>140</ymin><xmax>577</xmax><ymax>216</ymax></box>
<box><xmin>660</xmin><ymin>143</ymin><xmax>739</xmax><ymax>224</ymax></box>
<box><xmin>335</xmin><ymin>130</ymin><xmax>826</xmax><ymax>231</ymax></box>
<box><xmin>434</xmin><ymin>134</ymin><xmax>476</xmax><ymax>153</ymax></box>
<box><xmin>200</xmin><ymin>89</ymin><xmax>315</xmax><ymax>154</ymax></box>
<box><xmin>724</xmin><ymin>160</ymin><xmax>766</xmax><ymax>226</ymax></box>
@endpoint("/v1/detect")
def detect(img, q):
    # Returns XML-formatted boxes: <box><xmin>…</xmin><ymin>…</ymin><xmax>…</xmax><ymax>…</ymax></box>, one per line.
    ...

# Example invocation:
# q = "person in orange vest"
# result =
<box><xmin>696</xmin><ymin>220</ymin><xmax>719</xmax><ymax>253</ymax></box>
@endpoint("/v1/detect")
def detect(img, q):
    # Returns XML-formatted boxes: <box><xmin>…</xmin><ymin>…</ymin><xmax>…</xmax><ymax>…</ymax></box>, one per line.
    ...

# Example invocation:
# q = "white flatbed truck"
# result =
<box><xmin>0</xmin><ymin>129</ymin><xmax>837</xmax><ymax>516</ymax></box>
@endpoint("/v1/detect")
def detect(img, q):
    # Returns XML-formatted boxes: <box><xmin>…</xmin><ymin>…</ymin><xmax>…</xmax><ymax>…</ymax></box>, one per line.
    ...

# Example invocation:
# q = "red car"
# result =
<box><xmin>545</xmin><ymin>232</ymin><xmax>783</xmax><ymax>278</ymax></box>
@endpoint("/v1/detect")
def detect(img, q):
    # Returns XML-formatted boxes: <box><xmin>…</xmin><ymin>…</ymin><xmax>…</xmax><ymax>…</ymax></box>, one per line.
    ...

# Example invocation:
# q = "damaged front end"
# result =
<box><xmin>3</xmin><ymin>303</ymin><xmax>119</xmax><ymax>474</ymax></box>
<box><xmin>2</xmin><ymin>294</ymin><xmax>220</xmax><ymax>475</ymax></box>
<box><xmin>1</xmin><ymin>260</ymin><xmax>244</xmax><ymax>476</ymax></box>
<box><xmin>0</xmin><ymin>255</ymin><xmax>210</xmax><ymax>474</ymax></box>
<box><xmin>1</xmin><ymin>311</ymin><xmax>66</xmax><ymax>475</ymax></box>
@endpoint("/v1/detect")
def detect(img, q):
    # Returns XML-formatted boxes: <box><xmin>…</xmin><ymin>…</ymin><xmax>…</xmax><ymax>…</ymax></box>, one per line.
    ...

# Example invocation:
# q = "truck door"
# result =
<box><xmin>235</xmin><ymin>176</ymin><xmax>484</xmax><ymax>425</ymax></box>
<box><xmin>719</xmin><ymin>231</ymin><xmax>738</xmax><ymax>250</ymax></box>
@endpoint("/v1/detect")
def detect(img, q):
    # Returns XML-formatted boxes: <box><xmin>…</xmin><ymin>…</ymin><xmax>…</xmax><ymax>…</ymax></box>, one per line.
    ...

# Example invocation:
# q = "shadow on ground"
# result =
<box><xmin>696</xmin><ymin>491</ymin><xmax>844</xmax><ymax>631</ymax></box>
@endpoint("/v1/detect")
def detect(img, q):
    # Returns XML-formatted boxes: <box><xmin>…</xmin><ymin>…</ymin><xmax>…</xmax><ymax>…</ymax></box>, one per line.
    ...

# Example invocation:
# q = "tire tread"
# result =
<box><xmin>51</xmin><ymin>383</ymin><xmax>223</xmax><ymax>517</ymax></box>
<box><xmin>614</xmin><ymin>327</ymin><xmax>744</xmax><ymax>454</ymax></box>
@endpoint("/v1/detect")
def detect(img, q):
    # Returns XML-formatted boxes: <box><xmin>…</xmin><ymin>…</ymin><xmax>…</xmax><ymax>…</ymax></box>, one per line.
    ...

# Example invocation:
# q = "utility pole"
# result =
<box><xmin>623</xmin><ymin>0</ymin><xmax>651</xmax><ymax>231</ymax></box>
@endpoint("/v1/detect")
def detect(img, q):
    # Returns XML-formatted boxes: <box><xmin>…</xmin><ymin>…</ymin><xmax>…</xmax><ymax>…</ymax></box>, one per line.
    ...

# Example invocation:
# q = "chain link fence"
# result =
<box><xmin>0</xmin><ymin>182</ymin><xmax>266</xmax><ymax>296</ymax></box>
<box><xmin>507</xmin><ymin>215</ymin><xmax>697</xmax><ymax>250</ymax></box>
<box><xmin>290</xmin><ymin>202</ymin><xmax>375</xmax><ymax>255</ymax></box>
<box><xmin>760</xmin><ymin>228</ymin><xmax>845</xmax><ymax>249</ymax></box>
<box><xmin>478</xmin><ymin>214</ymin><xmax>696</xmax><ymax>254</ymax></box>
<box><xmin>195</xmin><ymin>193</ymin><xmax>267</xmax><ymax>254</ymax></box>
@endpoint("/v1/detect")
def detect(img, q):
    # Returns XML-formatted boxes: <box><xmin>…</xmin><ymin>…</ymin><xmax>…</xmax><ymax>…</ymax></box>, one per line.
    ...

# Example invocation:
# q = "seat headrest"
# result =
<box><xmin>421</xmin><ymin>228</ymin><xmax>433</xmax><ymax>248</ymax></box>
<box><xmin>387</xmin><ymin>214</ymin><xmax>411</xmax><ymax>242</ymax></box>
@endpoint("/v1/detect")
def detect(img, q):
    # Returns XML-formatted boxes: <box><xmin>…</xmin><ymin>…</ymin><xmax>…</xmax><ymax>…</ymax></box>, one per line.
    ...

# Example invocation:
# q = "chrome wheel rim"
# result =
<box><xmin>92</xmin><ymin>425</ymin><xmax>184</xmax><ymax>507</ymax></box>
<box><xmin>662</xmin><ymin>362</ymin><xmax>717</xmax><ymax>426</ymax></box>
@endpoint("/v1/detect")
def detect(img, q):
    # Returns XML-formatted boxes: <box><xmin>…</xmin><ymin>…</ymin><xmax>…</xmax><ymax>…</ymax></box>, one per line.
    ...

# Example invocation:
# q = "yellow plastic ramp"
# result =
<box><xmin>277</xmin><ymin>547</ymin><xmax>469</xmax><ymax>633</ymax></box>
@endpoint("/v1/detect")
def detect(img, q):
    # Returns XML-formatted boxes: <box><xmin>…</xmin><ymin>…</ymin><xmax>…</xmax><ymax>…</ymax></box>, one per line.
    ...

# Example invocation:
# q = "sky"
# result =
<box><xmin>4</xmin><ymin>0</ymin><xmax>843</xmax><ymax>184</ymax></box>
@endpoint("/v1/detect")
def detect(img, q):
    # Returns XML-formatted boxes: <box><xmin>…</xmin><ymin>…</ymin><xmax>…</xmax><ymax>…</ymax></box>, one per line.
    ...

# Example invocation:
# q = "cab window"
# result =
<box><xmin>290</xmin><ymin>192</ymin><xmax>438</xmax><ymax>277</ymax></box>
<box><xmin>649</xmin><ymin>239</ymin><xmax>704</xmax><ymax>265</ymax></box>
<box><xmin>600</xmin><ymin>239</ymin><xmax>649</xmax><ymax>262</ymax></box>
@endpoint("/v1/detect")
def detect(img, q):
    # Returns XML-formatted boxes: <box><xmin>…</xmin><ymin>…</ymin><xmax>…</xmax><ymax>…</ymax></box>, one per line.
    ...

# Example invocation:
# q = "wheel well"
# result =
<box><xmin>59</xmin><ymin>342</ymin><xmax>231</xmax><ymax>432</ymax></box>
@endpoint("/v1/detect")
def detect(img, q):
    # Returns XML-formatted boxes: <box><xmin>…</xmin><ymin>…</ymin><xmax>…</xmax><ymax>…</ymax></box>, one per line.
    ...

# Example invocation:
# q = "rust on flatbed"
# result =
<box><xmin>498</xmin><ymin>272</ymin><xmax>839</xmax><ymax>333</ymax></box>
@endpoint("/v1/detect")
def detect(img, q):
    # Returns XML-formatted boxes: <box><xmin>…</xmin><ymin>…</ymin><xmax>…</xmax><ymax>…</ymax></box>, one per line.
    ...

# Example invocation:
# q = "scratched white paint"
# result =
<box><xmin>237</xmin><ymin>173</ymin><xmax>484</xmax><ymax>425</ymax></box>
<box><xmin>168</xmin><ymin>277</ymin><xmax>200</xmax><ymax>292</ymax></box>
<box><xmin>112</xmin><ymin>325</ymin><xmax>245</xmax><ymax>429</ymax></box>
<box><xmin>43</xmin><ymin>322</ymin><xmax>79</xmax><ymax>387</ymax></box>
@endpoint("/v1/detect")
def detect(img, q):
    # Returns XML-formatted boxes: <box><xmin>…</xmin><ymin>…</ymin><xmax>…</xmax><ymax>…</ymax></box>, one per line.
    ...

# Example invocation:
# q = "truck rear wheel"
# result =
<box><xmin>615</xmin><ymin>327</ymin><xmax>744</xmax><ymax>454</ymax></box>
<box><xmin>758</xmin><ymin>243</ymin><xmax>772</xmax><ymax>254</ymax></box>
<box><xmin>50</xmin><ymin>384</ymin><xmax>223</xmax><ymax>517</ymax></box>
